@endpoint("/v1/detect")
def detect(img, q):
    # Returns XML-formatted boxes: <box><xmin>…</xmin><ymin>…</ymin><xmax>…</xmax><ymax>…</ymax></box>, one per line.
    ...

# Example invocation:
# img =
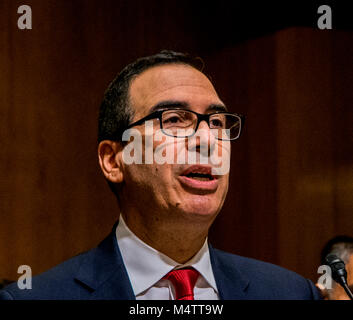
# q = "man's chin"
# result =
<box><xmin>178</xmin><ymin>200</ymin><xmax>220</xmax><ymax>220</ymax></box>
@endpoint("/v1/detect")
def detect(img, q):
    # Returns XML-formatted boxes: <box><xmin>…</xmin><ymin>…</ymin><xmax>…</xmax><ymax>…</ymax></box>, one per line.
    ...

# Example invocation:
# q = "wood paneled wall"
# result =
<box><xmin>1</xmin><ymin>1</ymin><xmax>352</xmax><ymax>283</ymax></box>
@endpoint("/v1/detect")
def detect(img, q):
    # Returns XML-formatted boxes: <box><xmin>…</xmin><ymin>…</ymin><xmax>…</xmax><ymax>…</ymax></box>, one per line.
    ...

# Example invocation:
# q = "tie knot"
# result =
<box><xmin>163</xmin><ymin>267</ymin><xmax>199</xmax><ymax>300</ymax></box>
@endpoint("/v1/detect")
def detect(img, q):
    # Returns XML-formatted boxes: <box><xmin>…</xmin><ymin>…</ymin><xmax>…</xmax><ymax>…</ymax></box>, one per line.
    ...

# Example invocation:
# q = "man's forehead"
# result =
<box><xmin>129</xmin><ymin>64</ymin><xmax>220</xmax><ymax>114</ymax></box>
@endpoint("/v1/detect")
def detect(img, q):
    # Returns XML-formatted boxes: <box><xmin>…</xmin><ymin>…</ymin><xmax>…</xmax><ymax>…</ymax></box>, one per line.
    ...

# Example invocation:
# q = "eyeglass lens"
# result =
<box><xmin>160</xmin><ymin>110</ymin><xmax>240</xmax><ymax>140</ymax></box>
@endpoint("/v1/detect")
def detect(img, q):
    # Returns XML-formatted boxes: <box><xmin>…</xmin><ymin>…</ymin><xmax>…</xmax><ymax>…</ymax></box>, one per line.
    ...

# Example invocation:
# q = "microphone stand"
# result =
<box><xmin>341</xmin><ymin>281</ymin><xmax>353</xmax><ymax>300</ymax></box>
<box><xmin>325</xmin><ymin>254</ymin><xmax>353</xmax><ymax>300</ymax></box>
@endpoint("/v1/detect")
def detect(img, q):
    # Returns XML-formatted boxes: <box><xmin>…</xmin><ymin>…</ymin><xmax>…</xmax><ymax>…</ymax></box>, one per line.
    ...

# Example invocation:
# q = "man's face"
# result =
<box><xmin>120</xmin><ymin>64</ymin><xmax>230</xmax><ymax>227</ymax></box>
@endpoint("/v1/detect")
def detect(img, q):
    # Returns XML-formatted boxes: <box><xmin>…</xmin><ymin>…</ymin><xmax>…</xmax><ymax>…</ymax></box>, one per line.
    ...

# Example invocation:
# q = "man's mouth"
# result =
<box><xmin>184</xmin><ymin>172</ymin><xmax>215</xmax><ymax>181</ymax></box>
<box><xmin>178</xmin><ymin>165</ymin><xmax>218</xmax><ymax>192</ymax></box>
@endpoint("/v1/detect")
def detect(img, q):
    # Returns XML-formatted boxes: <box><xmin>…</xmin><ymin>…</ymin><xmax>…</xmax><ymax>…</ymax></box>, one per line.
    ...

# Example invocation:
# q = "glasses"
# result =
<box><xmin>126</xmin><ymin>108</ymin><xmax>244</xmax><ymax>141</ymax></box>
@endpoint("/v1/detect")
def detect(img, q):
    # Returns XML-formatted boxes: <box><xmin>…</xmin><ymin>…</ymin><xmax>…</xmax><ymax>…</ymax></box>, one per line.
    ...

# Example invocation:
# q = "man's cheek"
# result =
<box><xmin>211</xmin><ymin>140</ymin><xmax>231</xmax><ymax>176</ymax></box>
<box><xmin>124</xmin><ymin>163</ymin><xmax>153</xmax><ymax>187</ymax></box>
<box><xmin>154</xmin><ymin>133</ymin><xmax>176</xmax><ymax>165</ymax></box>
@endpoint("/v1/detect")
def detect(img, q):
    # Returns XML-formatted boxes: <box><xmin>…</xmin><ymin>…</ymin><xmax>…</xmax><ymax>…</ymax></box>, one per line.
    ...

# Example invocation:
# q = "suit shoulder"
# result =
<box><xmin>212</xmin><ymin>247</ymin><xmax>305</xmax><ymax>280</ymax></box>
<box><xmin>212</xmin><ymin>248</ymin><xmax>321</xmax><ymax>299</ymax></box>
<box><xmin>213</xmin><ymin>248</ymin><xmax>298</xmax><ymax>276</ymax></box>
<box><xmin>0</xmin><ymin>248</ymin><xmax>93</xmax><ymax>300</ymax></box>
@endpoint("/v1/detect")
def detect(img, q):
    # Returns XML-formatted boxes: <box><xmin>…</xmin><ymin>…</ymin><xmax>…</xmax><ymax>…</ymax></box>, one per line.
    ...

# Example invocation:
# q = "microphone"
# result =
<box><xmin>325</xmin><ymin>253</ymin><xmax>353</xmax><ymax>300</ymax></box>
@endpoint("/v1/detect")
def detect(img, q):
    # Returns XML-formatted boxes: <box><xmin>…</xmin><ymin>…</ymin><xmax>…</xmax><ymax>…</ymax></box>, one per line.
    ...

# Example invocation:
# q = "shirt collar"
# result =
<box><xmin>116</xmin><ymin>215</ymin><xmax>218</xmax><ymax>296</ymax></box>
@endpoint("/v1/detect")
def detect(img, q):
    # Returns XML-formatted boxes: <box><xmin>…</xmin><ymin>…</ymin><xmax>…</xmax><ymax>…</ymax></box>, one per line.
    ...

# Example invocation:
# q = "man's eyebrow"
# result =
<box><xmin>149</xmin><ymin>101</ymin><xmax>189</xmax><ymax>113</ymax></box>
<box><xmin>149</xmin><ymin>101</ymin><xmax>228</xmax><ymax>113</ymax></box>
<box><xmin>207</xmin><ymin>104</ymin><xmax>228</xmax><ymax>112</ymax></box>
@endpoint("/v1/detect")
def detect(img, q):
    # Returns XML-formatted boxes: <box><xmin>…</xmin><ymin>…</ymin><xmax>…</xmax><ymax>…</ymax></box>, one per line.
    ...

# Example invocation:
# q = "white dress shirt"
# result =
<box><xmin>116</xmin><ymin>215</ymin><xmax>219</xmax><ymax>300</ymax></box>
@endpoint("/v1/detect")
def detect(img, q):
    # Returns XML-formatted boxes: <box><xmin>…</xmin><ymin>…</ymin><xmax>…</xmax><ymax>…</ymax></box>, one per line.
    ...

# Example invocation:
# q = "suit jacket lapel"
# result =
<box><xmin>209</xmin><ymin>244</ymin><xmax>250</xmax><ymax>300</ymax></box>
<box><xmin>74</xmin><ymin>225</ymin><xmax>250</xmax><ymax>300</ymax></box>
<box><xmin>74</xmin><ymin>223</ymin><xmax>136</xmax><ymax>300</ymax></box>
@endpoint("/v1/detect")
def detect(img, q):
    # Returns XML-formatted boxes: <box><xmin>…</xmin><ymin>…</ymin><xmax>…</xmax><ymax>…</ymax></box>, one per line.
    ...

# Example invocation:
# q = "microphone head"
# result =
<box><xmin>325</xmin><ymin>253</ymin><xmax>348</xmax><ymax>285</ymax></box>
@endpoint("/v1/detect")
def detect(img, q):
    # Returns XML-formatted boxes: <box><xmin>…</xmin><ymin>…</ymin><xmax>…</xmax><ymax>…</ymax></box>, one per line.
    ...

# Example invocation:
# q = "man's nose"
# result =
<box><xmin>187</xmin><ymin>120</ymin><xmax>216</xmax><ymax>156</ymax></box>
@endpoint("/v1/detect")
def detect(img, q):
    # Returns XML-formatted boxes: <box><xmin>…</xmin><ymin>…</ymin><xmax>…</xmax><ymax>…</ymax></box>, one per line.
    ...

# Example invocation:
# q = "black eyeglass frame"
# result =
<box><xmin>126</xmin><ymin>108</ymin><xmax>245</xmax><ymax>141</ymax></box>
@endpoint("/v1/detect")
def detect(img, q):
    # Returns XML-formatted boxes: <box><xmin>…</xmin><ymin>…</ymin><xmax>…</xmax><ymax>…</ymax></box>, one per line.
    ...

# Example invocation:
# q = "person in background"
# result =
<box><xmin>316</xmin><ymin>235</ymin><xmax>353</xmax><ymax>300</ymax></box>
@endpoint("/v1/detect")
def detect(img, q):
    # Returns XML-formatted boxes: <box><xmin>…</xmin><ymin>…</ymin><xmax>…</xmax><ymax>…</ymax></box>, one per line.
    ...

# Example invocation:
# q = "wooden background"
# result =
<box><xmin>0</xmin><ymin>0</ymin><xmax>352</xmax><ymax>284</ymax></box>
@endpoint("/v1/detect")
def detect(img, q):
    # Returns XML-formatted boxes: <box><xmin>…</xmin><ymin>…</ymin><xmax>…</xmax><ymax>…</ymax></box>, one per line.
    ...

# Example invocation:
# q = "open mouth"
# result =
<box><xmin>184</xmin><ymin>172</ymin><xmax>215</xmax><ymax>181</ymax></box>
<box><xmin>178</xmin><ymin>165</ymin><xmax>218</xmax><ymax>191</ymax></box>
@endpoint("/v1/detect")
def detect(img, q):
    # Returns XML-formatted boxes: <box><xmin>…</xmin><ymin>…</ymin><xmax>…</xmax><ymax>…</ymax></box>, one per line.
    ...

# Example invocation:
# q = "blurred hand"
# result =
<box><xmin>315</xmin><ymin>282</ymin><xmax>329</xmax><ymax>300</ymax></box>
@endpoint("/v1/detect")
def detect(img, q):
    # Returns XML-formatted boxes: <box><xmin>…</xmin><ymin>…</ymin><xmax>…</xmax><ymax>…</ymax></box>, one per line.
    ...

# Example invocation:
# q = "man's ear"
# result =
<box><xmin>98</xmin><ymin>140</ymin><xmax>124</xmax><ymax>184</ymax></box>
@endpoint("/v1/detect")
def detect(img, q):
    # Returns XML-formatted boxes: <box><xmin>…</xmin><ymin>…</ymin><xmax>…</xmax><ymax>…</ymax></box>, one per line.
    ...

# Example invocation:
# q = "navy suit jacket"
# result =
<box><xmin>0</xmin><ymin>225</ymin><xmax>321</xmax><ymax>300</ymax></box>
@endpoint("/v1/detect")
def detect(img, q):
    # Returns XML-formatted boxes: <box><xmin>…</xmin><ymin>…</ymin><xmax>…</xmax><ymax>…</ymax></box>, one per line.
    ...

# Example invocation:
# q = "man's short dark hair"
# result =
<box><xmin>98</xmin><ymin>50</ymin><xmax>203</xmax><ymax>143</ymax></box>
<box><xmin>320</xmin><ymin>235</ymin><xmax>353</xmax><ymax>265</ymax></box>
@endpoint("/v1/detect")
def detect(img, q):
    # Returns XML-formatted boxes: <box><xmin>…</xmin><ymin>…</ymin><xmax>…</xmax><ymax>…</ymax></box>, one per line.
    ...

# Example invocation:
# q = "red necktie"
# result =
<box><xmin>163</xmin><ymin>267</ymin><xmax>199</xmax><ymax>300</ymax></box>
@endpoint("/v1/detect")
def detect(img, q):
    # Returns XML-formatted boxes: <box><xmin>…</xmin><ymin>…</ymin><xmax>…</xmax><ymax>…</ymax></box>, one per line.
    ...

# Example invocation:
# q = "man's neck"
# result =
<box><xmin>120</xmin><ymin>212</ymin><xmax>211</xmax><ymax>264</ymax></box>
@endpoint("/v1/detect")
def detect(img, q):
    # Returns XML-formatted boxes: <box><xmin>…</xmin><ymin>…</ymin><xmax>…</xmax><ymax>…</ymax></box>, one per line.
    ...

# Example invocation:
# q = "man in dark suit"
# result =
<box><xmin>0</xmin><ymin>51</ymin><xmax>320</xmax><ymax>300</ymax></box>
